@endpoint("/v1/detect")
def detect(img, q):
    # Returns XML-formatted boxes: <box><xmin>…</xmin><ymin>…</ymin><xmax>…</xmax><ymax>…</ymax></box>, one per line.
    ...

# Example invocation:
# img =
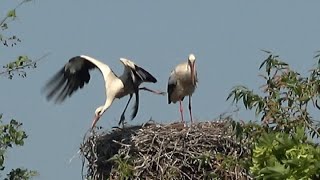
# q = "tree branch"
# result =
<box><xmin>0</xmin><ymin>52</ymin><xmax>51</xmax><ymax>76</ymax></box>
<box><xmin>0</xmin><ymin>0</ymin><xmax>32</xmax><ymax>27</ymax></box>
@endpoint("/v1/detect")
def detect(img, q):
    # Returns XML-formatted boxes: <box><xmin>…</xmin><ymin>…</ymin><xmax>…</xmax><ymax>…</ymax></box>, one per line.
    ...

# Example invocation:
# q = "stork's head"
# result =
<box><xmin>91</xmin><ymin>106</ymin><xmax>106</xmax><ymax>129</ymax></box>
<box><xmin>188</xmin><ymin>54</ymin><xmax>196</xmax><ymax>85</ymax></box>
<box><xmin>120</xmin><ymin>58</ymin><xmax>136</xmax><ymax>69</ymax></box>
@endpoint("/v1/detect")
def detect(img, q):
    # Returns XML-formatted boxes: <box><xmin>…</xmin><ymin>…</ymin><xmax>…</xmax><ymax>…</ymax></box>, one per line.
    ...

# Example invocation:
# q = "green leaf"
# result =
<box><xmin>1</xmin><ymin>23</ymin><xmax>8</xmax><ymax>30</ymax></box>
<box><xmin>0</xmin><ymin>153</ymin><xmax>4</xmax><ymax>167</ymax></box>
<box><xmin>7</xmin><ymin>10</ymin><xmax>16</xmax><ymax>18</ymax></box>
<box><xmin>259</xmin><ymin>57</ymin><xmax>269</xmax><ymax>70</ymax></box>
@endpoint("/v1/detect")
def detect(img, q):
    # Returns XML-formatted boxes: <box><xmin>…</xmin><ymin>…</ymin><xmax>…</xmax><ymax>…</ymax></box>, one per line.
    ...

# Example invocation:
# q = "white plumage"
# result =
<box><xmin>43</xmin><ymin>55</ymin><xmax>163</xmax><ymax>128</ymax></box>
<box><xmin>167</xmin><ymin>54</ymin><xmax>198</xmax><ymax>124</ymax></box>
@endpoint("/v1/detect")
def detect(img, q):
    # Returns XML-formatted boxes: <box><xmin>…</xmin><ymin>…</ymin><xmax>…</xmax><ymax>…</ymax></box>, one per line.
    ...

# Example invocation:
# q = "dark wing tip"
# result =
<box><xmin>167</xmin><ymin>83</ymin><xmax>175</xmax><ymax>104</ymax></box>
<box><xmin>131</xmin><ymin>90</ymin><xmax>139</xmax><ymax>120</ymax></box>
<box><xmin>167</xmin><ymin>73</ymin><xmax>177</xmax><ymax>104</ymax></box>
<box><xmin>42</xmin><ymin>56</ymin><xmax>97</xmax><ymax>103</ymax></box>
<box><xmin>42</xmin><ymin>68</ymin><xmax>66</xmax><ymax>102</ymax></box>
<box><xmin>134</xmin><ymin>65</ymin><xmax>157</xmax><ymax>83</ymax></box>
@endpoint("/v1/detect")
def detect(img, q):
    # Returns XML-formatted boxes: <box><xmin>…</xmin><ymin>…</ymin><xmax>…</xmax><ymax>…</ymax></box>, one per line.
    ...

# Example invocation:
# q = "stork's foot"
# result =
<box><xmin>180</xmin><ymin>119</ymin><xmax>188</xmax><ymax>128</ymax></box>
<box><xmin>156</xmin><ymin>91</ymin><xmax>167</xmax><ymax>96</ymax></box>
<box><xmin>118</xmin><ymin>114</ymin><xmax>126</xmax><ymax>128</ymax></box>
<box><xmin>139</xmin><ymin>87</ymin><xmax>166</xmax><ymax>96</ymax></box>
<box><xmin>121</xmin><ymin>121</ymin><xmax>126</xmax><ymax>128</ymax></box>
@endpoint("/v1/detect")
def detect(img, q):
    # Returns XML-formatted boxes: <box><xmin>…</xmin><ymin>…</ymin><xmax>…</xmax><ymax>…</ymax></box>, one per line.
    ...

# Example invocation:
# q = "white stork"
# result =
<box><xmin>43</xmin><ymin>55</ymin><xmax>164</xmax><ymax>128</ymax></box>
<box><xmin>167</xmin><ymin>54</ymin><xmax>198</xmax><ymax>124</ymax></box>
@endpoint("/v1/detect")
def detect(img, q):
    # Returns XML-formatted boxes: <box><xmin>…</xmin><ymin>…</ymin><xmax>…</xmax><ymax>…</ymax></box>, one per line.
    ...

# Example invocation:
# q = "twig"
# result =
<box><xmin>80</xmin><ymin>120</ymin><xmax>252</xmax><ymax>179</ymax></box>
<box><xmin>0</xmin><ymin>0</ymin><xmax>32</xmax><ymax>27</ymax></box>
<box><xmin>0</xmin><ymin>52</ymin><xmax>51</xmax><ymax>76</ymax></box>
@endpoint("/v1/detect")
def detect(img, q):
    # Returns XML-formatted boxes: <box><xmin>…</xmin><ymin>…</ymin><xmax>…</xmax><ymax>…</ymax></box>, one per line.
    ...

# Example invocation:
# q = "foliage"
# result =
<box><xmin>4</xmin><ymin>168</ymin><xmax>38</xmax><ymax>180</ymax></box>
<box><xmin>1</xmin><ymin>55</ymin><xmax>37</xmax><ymax>79</ymax></box>
<box><xmin>227</xmin><ymin>50</ymin><xmax>320</xmax><ymax>138</ymax></box>
<box><xmin>0</xmin><ymin>0</ymin><xmax>39</xmax><ymax>79</ymax></box>
<box><xmin>251</xmin><ymin>126</ymin><xmax>320</xmax><ymax>179</ymax></box>
<box><xmin>0</xmin><ymin>0</ymin><xmax>32</xmax><ymax>41</ymax></box>
<box><xmin>0</xmin><ymin>115</ymin><xmax>38</xmax><ymax>180</ymax></box>
<box><xmin>227</xmin><ymin>50</ymin><xmax>320</xmax><ymax>179</ymax></box>
<box><xmin>0</xmin><ymin>0</ymin><xmax>38</xmax><ymax>179</ymax></box>
<box><xmin>108</xmin><ymin>154</ymin><xmax>134</xmax><ymax>179</ymax></box>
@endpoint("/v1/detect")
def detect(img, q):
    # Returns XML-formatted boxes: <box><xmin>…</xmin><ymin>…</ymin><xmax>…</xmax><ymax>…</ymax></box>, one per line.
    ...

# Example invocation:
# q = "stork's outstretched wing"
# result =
<box><xmin>43</xmin><ymin>56</ymin><xmax>97</xmax><ymax>103</ymax></box>
<box><xmin>133</xmin><ymin>64</ymin><xmax>157</xmax><ymax>83</ymax></box>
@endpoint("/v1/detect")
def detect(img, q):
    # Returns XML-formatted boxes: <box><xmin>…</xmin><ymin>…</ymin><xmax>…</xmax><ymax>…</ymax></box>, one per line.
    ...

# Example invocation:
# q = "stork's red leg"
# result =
<box><xmin>188</xmin><ymin>95</ymin><xmax>193</xmax><ymax>123</ymax></box>
<box><xmin>179</xmin><ymin>100</ymin><xmax>184</xmax><ymax>123</ymax></box>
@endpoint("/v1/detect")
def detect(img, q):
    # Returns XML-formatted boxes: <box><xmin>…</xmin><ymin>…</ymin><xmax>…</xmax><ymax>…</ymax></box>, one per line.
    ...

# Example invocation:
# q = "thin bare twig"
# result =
<box><xmin>0</xmin><ymin>52</ymin><xmax>51</xmax><ymax>76</ymax></box>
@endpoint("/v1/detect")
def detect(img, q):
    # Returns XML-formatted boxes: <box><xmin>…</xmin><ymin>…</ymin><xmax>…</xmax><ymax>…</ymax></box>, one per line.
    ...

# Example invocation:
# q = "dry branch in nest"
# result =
<box><xmin>80</xmin><ymin>119</ymin><xmax>252</xmax><ymax>180</ymax></box>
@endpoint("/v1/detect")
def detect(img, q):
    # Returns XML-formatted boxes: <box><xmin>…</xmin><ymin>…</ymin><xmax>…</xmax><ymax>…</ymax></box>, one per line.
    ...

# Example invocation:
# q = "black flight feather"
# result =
<box><xmin>43</xmin><ymin>56</ymin><xmax>97</xmax><ymax>103</ymax></box>
<box><xmin>134</xmin><ymin>64</ymin><xmax>157</xmax><ymax>83</ymax></box>
<box><xmin>167</xmin><ymin>73</ymin><xmax>177</xmax><ymax>104</ymax></box>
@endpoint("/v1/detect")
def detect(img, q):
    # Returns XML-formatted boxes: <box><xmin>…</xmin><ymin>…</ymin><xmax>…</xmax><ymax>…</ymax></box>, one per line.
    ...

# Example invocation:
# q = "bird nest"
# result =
<box><xmin>80</xmin><ymin>119</ymin><xmax>252</xmax><ymax>180</ymax></box>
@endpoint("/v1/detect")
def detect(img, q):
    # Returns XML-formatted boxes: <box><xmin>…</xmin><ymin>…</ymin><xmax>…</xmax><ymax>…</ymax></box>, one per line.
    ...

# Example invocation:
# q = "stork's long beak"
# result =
<box><xmin>190</xmin><ymin>62</ymin><xmax>196</xmax><ymax>85</ymax></box>
<box><xmin>91</xmin><ymin>115</ymin><xmax>100</xmax><ymax>129</ymax></box>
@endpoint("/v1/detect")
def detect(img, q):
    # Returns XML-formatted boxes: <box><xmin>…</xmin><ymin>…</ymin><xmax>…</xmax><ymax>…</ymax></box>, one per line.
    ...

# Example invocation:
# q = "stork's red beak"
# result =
<box><xmin>91</xmin><ymin>115</ymin><xmax>101</xmax><ymax>129</ymax></box>
<box><xmin>190</xmin><ymin>62</ymin><xmax>196</xmax><ymax>85</ymax></box>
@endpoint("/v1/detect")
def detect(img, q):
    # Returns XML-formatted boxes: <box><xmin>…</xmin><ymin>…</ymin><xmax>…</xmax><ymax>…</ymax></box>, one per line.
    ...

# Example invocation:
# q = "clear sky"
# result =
<box><xmin>2</xmin><ymin>1</ymin><xmax>320</xmax><ymax>179</ymax></box>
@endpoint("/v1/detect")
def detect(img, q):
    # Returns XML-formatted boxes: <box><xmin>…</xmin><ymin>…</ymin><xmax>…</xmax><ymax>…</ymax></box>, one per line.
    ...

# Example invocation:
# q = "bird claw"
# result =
<box><xmin>152</xmin><ymin>90</ymin><xmax>166</xmax><ymax>96</ymax></box>
<box><xmin>152</xmin><ymin>91</ymin><xmax>166</xmax><ymax>96</ymax></box>
<box><xmin>139</xmin><ymin>87</ymin><xmax>166</xmax><ymax>96</ymax></box>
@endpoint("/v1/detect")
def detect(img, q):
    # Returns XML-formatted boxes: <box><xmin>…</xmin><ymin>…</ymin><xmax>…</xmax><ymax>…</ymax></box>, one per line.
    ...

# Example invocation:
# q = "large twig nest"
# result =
<box><xmin>80</xmin><ymin>119</ymin><xmax>252</xmax><ymax>180</ymax></box>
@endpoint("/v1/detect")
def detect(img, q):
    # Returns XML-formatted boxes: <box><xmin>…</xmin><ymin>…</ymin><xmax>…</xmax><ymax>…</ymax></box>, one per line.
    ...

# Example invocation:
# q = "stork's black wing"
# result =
<box><xmin>133</xmin><ymin>64</ymin><xmax>157</xmax><ymax>83</ymax></box>
<box><xmin>167</xmin><ymin>72</ymin><xmax>177</xmax><ymax>104</ymax></box>
<box><xmin>43</xmin><ymin>56</ymin><xmax>97</xmax><ymax>103</ymax></box>
<box><xmin>127</xmin><ymin>69</ymin><xmax>141</xmax><ymax>120</ymax></box>
<box><xmin>131</xmin><ymin>88</ymin><xmax>139</xmax><ymax>120</ymax></box>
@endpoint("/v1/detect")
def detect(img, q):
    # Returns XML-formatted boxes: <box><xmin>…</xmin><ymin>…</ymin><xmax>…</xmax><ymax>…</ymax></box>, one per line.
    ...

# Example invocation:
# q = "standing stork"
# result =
<box><xmin>167</xmin><ymin>54</ymin><xmax>198</xmax><ymax>124</ymax></box>
<box><xmin>43</xmin><ymin>55</ymin><xmax>164</xmax><ymax>129</ymax></box>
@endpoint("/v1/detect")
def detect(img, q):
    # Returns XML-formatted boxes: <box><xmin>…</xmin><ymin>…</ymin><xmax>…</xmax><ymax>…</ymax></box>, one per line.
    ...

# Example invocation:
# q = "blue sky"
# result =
<box><xmin>2</xmin><ymin>1</ymin><xmax>320</xmax><ymax>179</ymax></box>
